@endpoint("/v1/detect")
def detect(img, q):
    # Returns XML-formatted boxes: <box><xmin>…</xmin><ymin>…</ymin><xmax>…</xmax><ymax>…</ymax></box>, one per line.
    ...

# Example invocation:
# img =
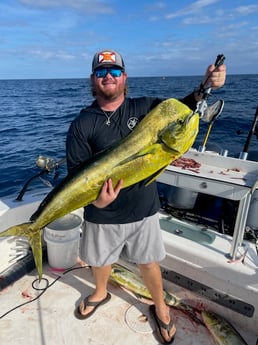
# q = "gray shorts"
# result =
<box><xmin>79</xmin><ymin>213</ymin><xmax>166</xmax><ymax>267</ymax></box>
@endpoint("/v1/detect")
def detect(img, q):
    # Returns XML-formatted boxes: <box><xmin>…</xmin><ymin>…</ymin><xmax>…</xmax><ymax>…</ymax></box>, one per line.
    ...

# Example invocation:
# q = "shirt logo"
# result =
<box><xmin>98</xmin><ymin>51</ymin><xmax>116</xmax><ymax>64</ymax></box>
<box><xmin>127</xmin><ymin>117</ymin><xmax>139</xmax><ymax>130</ymax></box>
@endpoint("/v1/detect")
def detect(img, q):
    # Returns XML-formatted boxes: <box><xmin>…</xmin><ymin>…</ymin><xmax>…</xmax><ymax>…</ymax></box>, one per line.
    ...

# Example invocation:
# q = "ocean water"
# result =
<box><xmin>0</xmin><ymin>75</ymin><xmax>257</xmax><ymax>198</ymax></box>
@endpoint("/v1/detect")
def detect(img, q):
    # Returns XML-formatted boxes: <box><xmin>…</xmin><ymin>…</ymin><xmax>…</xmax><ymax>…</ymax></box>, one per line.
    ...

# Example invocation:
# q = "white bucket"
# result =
<box><xmin>44</xmin><ymin>213</ymin><xmax>82</xmax><ymax>269</ymax></box>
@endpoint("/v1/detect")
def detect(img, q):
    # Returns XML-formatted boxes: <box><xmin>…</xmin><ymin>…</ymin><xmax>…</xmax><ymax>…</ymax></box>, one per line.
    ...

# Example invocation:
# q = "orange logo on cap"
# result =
<box><xmin>98</xmin><ymin>51</ymin><xmax>116</xmax><ymax>63</ymax></box>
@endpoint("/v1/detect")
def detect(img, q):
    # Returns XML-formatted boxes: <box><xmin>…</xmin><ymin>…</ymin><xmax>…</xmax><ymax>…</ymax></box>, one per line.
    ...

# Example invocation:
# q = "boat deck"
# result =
<box><xmin>1</xmin><ymin>151</ymin><xmax>258</xmax><ymax>345</ymax></box>
<box><xmin>0</xmin><ymin>261</ymin><xmax>256</xmax><ymax>345</ymax></box>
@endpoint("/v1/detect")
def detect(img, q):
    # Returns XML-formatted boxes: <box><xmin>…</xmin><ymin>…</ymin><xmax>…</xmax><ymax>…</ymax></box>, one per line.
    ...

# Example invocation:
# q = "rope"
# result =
<box><xmin>0</xmin><ymin>265</ymin><xmax>89</xmax><ymax>319</ymax></box>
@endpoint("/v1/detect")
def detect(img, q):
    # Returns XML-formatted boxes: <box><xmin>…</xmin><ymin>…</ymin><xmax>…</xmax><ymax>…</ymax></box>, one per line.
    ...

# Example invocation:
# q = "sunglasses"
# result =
<box><xmin>94</xmin><ymin>67</ymin><xmax>124</xmax><ymax>78</ymax></box>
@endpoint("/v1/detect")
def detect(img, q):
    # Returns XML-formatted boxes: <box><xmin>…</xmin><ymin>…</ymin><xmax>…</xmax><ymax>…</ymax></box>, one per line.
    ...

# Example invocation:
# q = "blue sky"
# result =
<box><xmin>0</xmin><ymin>0</ymin><xmax>258</xmax><ymax>79</ymax></box>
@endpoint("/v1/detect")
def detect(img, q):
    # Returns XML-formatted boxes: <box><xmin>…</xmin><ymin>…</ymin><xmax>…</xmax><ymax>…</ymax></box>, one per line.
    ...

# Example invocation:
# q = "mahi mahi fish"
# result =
<box><xmin>0</xmin><ymin>98</ymin><xmax>199</xmax><ymax>280</ymax></box>
<box><xmin>110</xmin><ymin>263</ymin><xmax>180</xmax><ymax>306</ymax></box>
<box><xmin>202</xmin><ymin>311</ymin><xmax>248</xmax><ymax>345</ymax></box>
<box><xmin>109</xmin><ymin>263</ymin><xmax>199</xmax><ymax>320</ymax></box>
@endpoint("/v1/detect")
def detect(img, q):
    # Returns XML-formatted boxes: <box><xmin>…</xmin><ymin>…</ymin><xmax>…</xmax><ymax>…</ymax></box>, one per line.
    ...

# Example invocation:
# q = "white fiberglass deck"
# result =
<box><xmin>0</xmin><ymin>261</ymin><xmax>255</xmax><ymax>345</ymax></box>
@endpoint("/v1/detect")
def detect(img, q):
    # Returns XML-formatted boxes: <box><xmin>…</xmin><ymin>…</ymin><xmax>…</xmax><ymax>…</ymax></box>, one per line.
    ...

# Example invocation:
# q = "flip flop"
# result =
<box><xmin>74</xmin><ymin>292</ymin><xmax>111</xmax><ymax>320</ymax></box>
<box><xmin>149</xmin><ymin>304</ymin><xmax>176</xmax><ymax>344</ymax></box>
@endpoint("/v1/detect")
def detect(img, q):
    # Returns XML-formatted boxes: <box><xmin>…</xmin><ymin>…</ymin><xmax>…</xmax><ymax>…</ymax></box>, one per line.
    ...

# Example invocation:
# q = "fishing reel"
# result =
<box><xmin>36</xmin><ymin>155</ymin><xmax>67</xmax><ymax>179</ymax></box>
<box><xmin>16</xmin><ymin>155</ymin><xmax>66</xmax><ymax>201</ymax></box>
<box><xmin>36</xmin><ymin>155</ymin><xmax>58</xmax><ymax>172</ymax></box>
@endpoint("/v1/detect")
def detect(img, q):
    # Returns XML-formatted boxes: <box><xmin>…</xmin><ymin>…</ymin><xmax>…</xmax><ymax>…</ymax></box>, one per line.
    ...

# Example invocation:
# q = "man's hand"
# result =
<box><xmin>194</xmin><ymin>63</ymin><xmax>226</xmax><ymax>101</ymax></box>
<box><xmin>92</xmin><ymin>178</ymin><xmax>124</xmax><ymax>208</ymax></box>
<box><xmin>204</xmin><ymin>64</ymin><xmax>226</xmax><ymax>90</ymax></box>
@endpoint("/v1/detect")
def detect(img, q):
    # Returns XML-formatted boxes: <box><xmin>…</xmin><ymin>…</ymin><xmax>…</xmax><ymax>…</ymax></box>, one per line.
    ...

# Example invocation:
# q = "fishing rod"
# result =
<box><xmin>196</xmin><ymin>54</ymin><xmax>225</xmax><ymax>119</ymax></box>
<box><xmin>196</xmin><ymin>54</ymin><xmax>226</xmax><ymax>152</ymax></box>
<box><xmin>239</xmin><ymin>106</ymin><xmax>258</xmax><ymax>160</ymax></box>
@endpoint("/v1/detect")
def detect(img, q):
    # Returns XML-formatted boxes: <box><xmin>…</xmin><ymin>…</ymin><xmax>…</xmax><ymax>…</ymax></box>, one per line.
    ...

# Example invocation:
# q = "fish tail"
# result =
<box><xmin>0</xmin><ymin>222</ymin><xmax>32</xmax><ymax>237</ymax></box>
<box><xmin>0</xmin><ymin>222</ymin><xmax>43</xmax><ymax>281</ymax></box>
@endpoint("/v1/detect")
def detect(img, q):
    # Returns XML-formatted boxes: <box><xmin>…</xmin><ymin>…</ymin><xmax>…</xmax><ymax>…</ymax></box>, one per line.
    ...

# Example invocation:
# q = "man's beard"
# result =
<box><xmin>94</xmin><ymin>84</ymin><xmax>125</xmax><ymax>100</ymax></box>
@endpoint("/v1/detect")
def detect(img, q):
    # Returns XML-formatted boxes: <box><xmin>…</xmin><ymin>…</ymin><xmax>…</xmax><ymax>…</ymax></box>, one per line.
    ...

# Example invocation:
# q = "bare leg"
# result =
<box><xmin>138</xmin><ymin>262</ymin><xmax>176</xmax><ymax>342</ymax></box>
<box><xmin>79</xmin><ymin>264</ymin><xmax>111</xmax><ymax>316</ymax></box>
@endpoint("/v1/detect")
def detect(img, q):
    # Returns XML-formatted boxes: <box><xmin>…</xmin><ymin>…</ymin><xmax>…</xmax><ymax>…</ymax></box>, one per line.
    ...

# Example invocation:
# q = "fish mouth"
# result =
<box><xmin>181</xmin><ymin>111</ymin><xmax>199</xmax><ymax>130</ymax></box>
<box><xmin>176</xmin><ymin>111</ymin><xmax>197</xmax><ymax>128</ymax></box>
<box><xmin>185</xmin><ymin>111</ymin><xmax>197</xmax><ymax>123</ymax></box>
<box><xmin>175</xmin><ymin>111</ymin><xmax>197</xmax><ymax>130</ymax></box>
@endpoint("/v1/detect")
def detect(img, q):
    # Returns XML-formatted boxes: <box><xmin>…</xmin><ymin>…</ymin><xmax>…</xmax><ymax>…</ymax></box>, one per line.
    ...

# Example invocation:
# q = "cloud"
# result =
<box><xmin>18</xmin><ymin>0</ymin><xmax>113</xmax><ymax>13</ymax></box>
<box><xmin>28</xmin><ymin>48</ymin><xmax>76</xmax><ymax>61</ymax></box>
<box><xmin>165</xmin><ymin>0</ymin><xmax>220</xmax><ymax>20</ymax></box>
<box><xmin>145</xmin><ymin>2</ymin><xmax>167</xmax><ymax>11</ymax></box>
<box><xmin>235</xmin><ymin>5</ymin><xmax>258</xmax><ymax>16</ymax></box>
<box><xmin>183</xmin><ymin>15</ymin><xmax>215</xmax><ymax>24</ymax></box>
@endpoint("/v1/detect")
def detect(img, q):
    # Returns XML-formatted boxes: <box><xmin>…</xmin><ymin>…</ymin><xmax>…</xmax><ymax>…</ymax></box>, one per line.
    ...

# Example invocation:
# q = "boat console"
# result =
<box><xmin>158</xmin><ymin>148</ymin><xmax>258</xmax><ymax>260</ymax></box>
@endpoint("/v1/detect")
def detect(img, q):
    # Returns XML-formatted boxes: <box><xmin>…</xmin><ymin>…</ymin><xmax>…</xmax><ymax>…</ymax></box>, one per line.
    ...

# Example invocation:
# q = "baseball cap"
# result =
<box><xmin>92</xmin><ymin>50</ymin><xmax>125</xmax><ymax>71</ymax></box>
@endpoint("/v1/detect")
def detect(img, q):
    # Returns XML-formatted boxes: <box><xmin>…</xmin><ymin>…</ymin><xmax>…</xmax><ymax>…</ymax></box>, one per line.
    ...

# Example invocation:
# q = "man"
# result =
<box><xmin>66</xmin><ymin>49</ymin><xmax>226</xmax><ymax>344</ymax></box>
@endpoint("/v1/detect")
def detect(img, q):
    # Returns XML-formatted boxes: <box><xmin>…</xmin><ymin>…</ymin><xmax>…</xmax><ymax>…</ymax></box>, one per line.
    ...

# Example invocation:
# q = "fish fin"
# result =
<box><xmin>133</xmin><ymin>292</ymin><xmax>145</xmax><ymax>300</ymax></box>
<box><xmin>0</xmin><ymin>222</ymin><xmax>43</xmax><ymax>281</ymax></box>
<box><xmin>144</xmin><ymin>166</ymin><xmax>167</xmax><ymax>186</ymax></box>
<box><xmin>117</xmin><ymin>144</ymin><xmax>161</xmax><ymax>167</ymax></box>
<box><xmin>115</xmin><ymin>143</ymin><xmax>167</xmax><ymax>186</ymax></box>
<box><xmin>112</xmin><ymin>263</ymin><xmax>134</xmax><ymax>273</ymax></box>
